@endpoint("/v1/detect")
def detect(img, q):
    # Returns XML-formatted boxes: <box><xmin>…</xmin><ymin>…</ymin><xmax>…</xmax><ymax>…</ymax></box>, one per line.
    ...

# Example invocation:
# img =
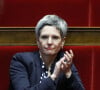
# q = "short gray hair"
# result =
<box><xmin>35</xmin><ymin>15</ymin><xmax>68</xmax><ymax>38</ymax></box>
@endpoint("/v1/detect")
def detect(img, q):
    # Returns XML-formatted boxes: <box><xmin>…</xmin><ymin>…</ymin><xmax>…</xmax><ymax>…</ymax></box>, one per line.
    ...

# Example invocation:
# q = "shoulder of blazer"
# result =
<box><xmin>13</xmin><ymin>51</ymin><xmax>39</xmax><ymax>65</ymax></box>
<box><xmin>12</xmin><ymin>51</ymin><xmax>40</xmax><ymax>75</ymax></box>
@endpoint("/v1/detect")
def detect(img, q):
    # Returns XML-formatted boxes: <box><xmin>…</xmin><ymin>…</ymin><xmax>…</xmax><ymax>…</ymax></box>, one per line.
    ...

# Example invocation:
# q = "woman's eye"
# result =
<box><xmin>41</xmin><ymin>36</ymin><xmax>48</xmax><ymax>39</ymax></box>
<box><xmin>52</xmin><ymin>36</ymin><xmax>59</xmax><ymax>39</ymax></box>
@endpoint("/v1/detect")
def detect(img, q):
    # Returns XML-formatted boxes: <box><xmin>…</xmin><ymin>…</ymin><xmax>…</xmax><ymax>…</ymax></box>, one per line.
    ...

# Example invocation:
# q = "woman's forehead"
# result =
<box><xmin>40</xmin><ymin>26</ymin><xmax>61</xmax><ymax>35</ymax></box>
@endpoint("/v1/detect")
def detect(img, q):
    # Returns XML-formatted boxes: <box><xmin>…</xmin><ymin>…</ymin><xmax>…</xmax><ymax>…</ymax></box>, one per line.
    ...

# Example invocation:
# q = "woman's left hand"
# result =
<box><xmin>50</xmin><ymin>50</ymin><xmax>74</xmax><ymax>80</ymax></box>
<box><xmin>61</xmin><ymin>49</ymin><xmax>74</xmax><ymax>78</ymax></box>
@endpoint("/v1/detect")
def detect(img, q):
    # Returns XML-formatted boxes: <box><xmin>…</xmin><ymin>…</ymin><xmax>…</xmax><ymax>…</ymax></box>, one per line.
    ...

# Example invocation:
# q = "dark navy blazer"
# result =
<box><xmin>9</xmin><ymin>51</ymin><xmax>85</xmax><ymax>90</ymax></box>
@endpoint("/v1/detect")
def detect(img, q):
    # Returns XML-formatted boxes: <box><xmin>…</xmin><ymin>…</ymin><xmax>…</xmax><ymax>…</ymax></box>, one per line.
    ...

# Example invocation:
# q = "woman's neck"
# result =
<box><xmin>40</xmin><ymin>52</ymin><xmax>57</xmax><ymax>68</ymax></box>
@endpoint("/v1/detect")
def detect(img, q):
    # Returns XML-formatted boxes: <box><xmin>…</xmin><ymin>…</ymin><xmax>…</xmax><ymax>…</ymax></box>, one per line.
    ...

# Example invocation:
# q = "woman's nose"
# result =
<box><xmin>47</xmin><ymin>37</ymin><xmax>53</xmax><ymax>44</ymax></box>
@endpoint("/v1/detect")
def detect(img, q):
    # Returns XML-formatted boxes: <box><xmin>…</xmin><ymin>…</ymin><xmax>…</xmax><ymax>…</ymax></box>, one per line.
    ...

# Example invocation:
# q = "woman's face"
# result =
<box><xmin>37</xmin><ymin>25</ymin><xmax>65</xmax><ymax>55</ymax></box>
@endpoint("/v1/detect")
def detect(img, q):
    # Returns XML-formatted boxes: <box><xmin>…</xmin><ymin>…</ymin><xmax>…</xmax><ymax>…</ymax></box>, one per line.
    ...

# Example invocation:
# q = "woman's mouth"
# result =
<box><xmin>45</xmin><ymin>47</ymin><xmax>53</xmax><ymax>50</ymax></box>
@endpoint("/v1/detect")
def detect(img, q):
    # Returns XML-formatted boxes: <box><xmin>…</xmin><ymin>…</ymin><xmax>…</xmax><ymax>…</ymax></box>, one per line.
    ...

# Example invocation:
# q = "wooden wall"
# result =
<box><xmin>0</xmin><ymin>27</ymin><xmax>100</xmax><ymax>46</ymax></box>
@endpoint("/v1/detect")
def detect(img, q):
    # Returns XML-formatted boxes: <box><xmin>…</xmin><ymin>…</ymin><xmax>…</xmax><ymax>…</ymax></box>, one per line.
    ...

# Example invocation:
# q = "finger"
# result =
<box><xmin>65</xmin><ymin>50</ymin><xmax>74</xmax><ymax>58</ymax></box>
<box><xmin>61</xmin><ymin>60</ymin><xmax>67</xmax><ymax>70</ymax></box>
<box><xmin>64</xmin><ymin>54</ymin><xmax>72</xmax><ymax>63</ymax></box>
<box><xmin>64</xmin><ymin>55</ymin><xmax>73</xmax><ymax>65</ymax></box>
<box><xmin>61</xmin><ymin>59</ymin><xmax>70</xmax><ymax>70</ymax></box>
<box><xmin>65</xmin><ymin>51</ymin><xmax>72</xmax><ymax>59</ymax></box>
<box><xmin>57</xmin><ymin>56</ymin><xmax>65</xmax><ymax>67</ymax></box>
<box><xmin>60</xmin><ymin>56</ymin><xmax>66</xmax><ymax>62</ymax></box>
<box><xmin>69</xmin><ymin>49</ymin><xmax>74</xmax><ymax>57</ymax></box>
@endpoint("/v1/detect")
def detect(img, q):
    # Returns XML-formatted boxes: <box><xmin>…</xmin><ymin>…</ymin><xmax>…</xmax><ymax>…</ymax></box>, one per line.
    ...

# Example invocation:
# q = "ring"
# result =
<box><xmin>64</xmin><ymin>59</ymin><xmax>67</xmax><ymax>62</ymax></box>
<box><xmin>64</xmin><ymin>59</ymin><xmax>71</xmax><ymax>64</ymax></box>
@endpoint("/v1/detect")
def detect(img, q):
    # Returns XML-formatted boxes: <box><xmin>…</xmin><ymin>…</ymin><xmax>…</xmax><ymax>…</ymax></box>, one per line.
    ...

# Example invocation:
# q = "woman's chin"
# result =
<box><xmin>43</xmin><ymin>51</ymin><xmax>57</xmax><ymax>56</ymax></box>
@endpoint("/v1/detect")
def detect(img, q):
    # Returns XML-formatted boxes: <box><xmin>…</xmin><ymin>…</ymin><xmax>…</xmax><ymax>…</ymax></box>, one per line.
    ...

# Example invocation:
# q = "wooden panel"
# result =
<box><xmin>0</xmin><ymin>27</ymin><xmax>100</xmax><ymax>46</ymax></box>
<box><xmin>66</xmin><ymin>30</ymin><xmax>100</xmax><ymax>45</ymax></box>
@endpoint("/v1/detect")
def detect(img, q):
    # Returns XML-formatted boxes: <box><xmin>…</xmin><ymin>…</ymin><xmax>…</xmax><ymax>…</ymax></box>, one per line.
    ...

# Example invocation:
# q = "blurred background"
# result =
<box><xmin>0</xmin><ymin>0</ymin><xmax>100</xmax><ymax>27</ymax></box>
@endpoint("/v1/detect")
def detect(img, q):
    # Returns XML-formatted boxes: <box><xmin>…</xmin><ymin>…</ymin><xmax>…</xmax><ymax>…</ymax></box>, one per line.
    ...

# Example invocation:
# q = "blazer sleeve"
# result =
<box><xmin>10</xmin><ymin>53</ymin><xmax>56</xmax><ymax>90</ymax></box>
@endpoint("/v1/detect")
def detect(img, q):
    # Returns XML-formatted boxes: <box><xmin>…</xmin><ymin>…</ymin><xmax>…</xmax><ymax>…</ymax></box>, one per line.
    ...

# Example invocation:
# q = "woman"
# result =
<box><xmin>9</xmin><ymin>15</ymin><xmax>85</xmax><ymax>90</ymax></box>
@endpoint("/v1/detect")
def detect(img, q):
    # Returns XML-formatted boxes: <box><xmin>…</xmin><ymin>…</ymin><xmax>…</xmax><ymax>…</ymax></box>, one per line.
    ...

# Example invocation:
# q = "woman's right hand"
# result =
<box><xmin>50</xmin><ymin>56</ymin><xmax>65</xmax><ymax>80</ymax></box>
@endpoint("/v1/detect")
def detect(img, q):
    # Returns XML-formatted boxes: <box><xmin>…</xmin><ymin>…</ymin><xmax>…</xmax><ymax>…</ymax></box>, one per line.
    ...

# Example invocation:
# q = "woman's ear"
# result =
<box><xmin>61</xmin><ymin>37</ymin><xmax>66</xmax><ymax>47</ymax></box>
<box><xmin>36</xmin><ymin>38</ymin><xmax>40</xmax><ymax>48</ymax></box>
